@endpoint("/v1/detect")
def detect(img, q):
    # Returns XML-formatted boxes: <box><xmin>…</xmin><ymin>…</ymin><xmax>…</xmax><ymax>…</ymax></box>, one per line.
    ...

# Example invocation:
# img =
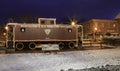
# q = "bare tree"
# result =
<box><xmin>19</xmin><ymin>13</ymin><xmax>37</xmax><ymax>23</ymax></box>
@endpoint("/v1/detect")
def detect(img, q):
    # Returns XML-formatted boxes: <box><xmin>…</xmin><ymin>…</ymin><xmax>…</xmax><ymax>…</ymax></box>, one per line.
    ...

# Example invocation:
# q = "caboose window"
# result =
<box><xmin>41</xmin><ymin>20</ymin><xmax>45</xmax><ymax>24</ymax></box>
<box><xmin>20</xmin><ymin>28</ymin><xmax>26</xmax><ymax>32</ymax></box>
<box><xmin>9</xmin><ymin>26</ymin><xmax>13</xmax><ymax>32</ymax></box>
<box><xmin>68</xmin><ymin>28</ymin><xmax>72</xmax><ymax>32</ymax></box>
<box><xmin>50</xmin><ymin>20</ymin><xmax>54</xmax><ymax>24</ymax></box>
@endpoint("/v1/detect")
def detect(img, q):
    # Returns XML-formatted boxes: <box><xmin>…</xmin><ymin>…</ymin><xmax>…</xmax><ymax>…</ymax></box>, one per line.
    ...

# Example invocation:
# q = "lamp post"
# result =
<box><xmin>94</xmin><ymin>27</ymin><xmax>97</xmax><ymax>42</ymax></box>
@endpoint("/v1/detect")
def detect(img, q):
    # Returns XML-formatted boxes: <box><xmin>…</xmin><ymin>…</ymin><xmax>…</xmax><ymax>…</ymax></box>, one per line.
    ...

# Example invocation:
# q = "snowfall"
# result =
<box><xmin>0</xmin><ymin>47</ymin><xmax>120</xmax><ymax>71</ymax></box>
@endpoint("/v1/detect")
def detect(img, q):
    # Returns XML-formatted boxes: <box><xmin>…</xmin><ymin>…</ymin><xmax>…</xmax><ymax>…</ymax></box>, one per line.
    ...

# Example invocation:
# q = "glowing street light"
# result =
<box><xmin>71</xmin><ymin>21</ymin><xmax>75</xmax><ymax>26</ymax></box>
<box><xmin>94</xmin><ymin>27</ymin><xmax>98</xmax><ymax>42</ymax></box>
<box><xmin>94</xmin><ymin>27</ymin><xmax>98</xmax><ymax>31</ymax></box>
<box><xmin>5</xmin><ymin>26</ymin><xmax>8</xmax><ymax>30</ymax></box>
<box><xmin>3</xmin><ymin>33</ymin><xmax>6</xmax><ymax>36</ymax></box>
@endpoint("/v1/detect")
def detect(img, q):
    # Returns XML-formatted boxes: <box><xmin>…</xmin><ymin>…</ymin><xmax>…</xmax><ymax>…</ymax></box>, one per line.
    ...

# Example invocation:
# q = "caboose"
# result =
<box><xmin>6</xmin><ymin>18</ymin><xmax>83</xmax><ymax>52</ymax></box>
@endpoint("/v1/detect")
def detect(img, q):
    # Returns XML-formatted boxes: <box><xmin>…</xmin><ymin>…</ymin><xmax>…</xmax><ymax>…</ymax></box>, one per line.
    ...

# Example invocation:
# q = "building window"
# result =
<box><xmin>113</xmin><ymin>24</ymin><xmax>116</xmax><ymax>27</ymax></box>
<box><xmin>41</xmin><ymin>20</ymin><xmax>45</xmax><ymax>24</ymax></box>
<box><xmin>102</xmin><ymin>23</ymin><xmax>104</xmax><ymax>27</ymax></box>
<box><xmin>50</xmin><ymin>21</ymin><xmax>54</xmax><ymax>24</ymax></box>
<box><xmin>95</xmin><ymin>23</ymin><xmax>98</xmax><ymax>27</ymax></box>
<box><xmin>108</xmin><ymin>23</ymin><xmax>110</xmax><ymax>27</ymax></box>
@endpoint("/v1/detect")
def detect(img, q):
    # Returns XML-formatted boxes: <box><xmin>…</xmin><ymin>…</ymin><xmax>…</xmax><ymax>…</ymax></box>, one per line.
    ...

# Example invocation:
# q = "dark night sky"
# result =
<box><xmin>0</xmin><ymin>0</ymin><xmax>120</xmax><ymax>24</ymax></box>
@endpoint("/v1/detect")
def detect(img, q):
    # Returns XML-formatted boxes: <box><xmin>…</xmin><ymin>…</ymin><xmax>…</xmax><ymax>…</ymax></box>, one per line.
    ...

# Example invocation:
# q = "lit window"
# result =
<box><xmin>113</xmin><ymin>24</ymin><xmax>116</xmax><ymax>27</ymax></box>
<box><xmin>9</xmin><ymin>26</ymin><xmax>13</xmax><ymax>32</ymax></box>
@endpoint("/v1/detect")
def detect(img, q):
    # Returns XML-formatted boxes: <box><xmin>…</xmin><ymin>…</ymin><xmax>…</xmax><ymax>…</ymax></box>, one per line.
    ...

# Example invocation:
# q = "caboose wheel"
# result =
<box><xmin>16</xmin><ymin>43</ymin><xmax>24</xmax><ymax>50</ymax></box>
<box><xmin>68</xmin><ymin>42</ymin><xmax>75</xmax><ymax>49</ymax></box>
<box><xmin>29</xmin><ymin>42</ymin><xmax>36</xmax><ymax>50</ymax></box>
<box><xmin>58</xmin><ymin>42</ymin><xmax>64</xmax><ymax>50</ymax></box>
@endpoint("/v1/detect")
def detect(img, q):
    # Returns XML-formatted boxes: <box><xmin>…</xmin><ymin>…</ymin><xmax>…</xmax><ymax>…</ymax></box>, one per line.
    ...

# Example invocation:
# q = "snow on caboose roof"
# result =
<box><xmin>7</xmin><ymin>23</ymin><xmax>18</xmax><ymax>25</ymax></box>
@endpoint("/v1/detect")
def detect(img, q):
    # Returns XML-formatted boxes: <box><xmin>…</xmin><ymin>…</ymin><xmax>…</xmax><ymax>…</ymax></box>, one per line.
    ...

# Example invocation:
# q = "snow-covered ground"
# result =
<box><xmin>0</xmin><ymin>47</ymin><xmax>120</xmax><ymax>71</ymax></box>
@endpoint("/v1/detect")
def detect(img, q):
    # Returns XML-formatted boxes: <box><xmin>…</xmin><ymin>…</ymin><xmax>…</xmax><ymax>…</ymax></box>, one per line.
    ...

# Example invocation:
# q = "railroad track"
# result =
<box><xmin>14</xmin><ymin>46</ymin><xmax>117</xmax><ymax>53</ymax></box>
<box><xmin>15</xmin><ymin>48</ymin><xmax>81</xmax><ymax>53</ymax></box>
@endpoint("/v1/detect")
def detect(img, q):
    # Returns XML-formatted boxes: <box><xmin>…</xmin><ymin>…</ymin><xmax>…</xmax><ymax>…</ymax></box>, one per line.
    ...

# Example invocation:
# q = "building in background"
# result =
<box><xmin>115</xmin><ymin>19</ymin><xmax>120</xmax><ymax>34</ymax></box>
<box><xmin>82</xmin><ymin>19</ymin><xmax>120</xmax><ymax>41</ymax></box>
<box><xmin>115</xmin><ymin>13</ymin><xmax>120</xmax><ymax>34</ymax></box>
<box><xmin>0</xmin><ymin>24</ymin><xmax>6</xmax><ymax>41</ymax></box>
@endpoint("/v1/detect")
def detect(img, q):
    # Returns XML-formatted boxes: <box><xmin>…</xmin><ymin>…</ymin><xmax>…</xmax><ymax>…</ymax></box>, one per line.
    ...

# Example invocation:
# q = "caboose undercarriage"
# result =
<box><xmin>14</xmin><ymin>40</ymin><xmax>81</xmax><ymax>51</ymax></box>
<box><xmin>6</xmin><ymin>40</ymin><xmax>82</xmax><ymax>52</ymax></box>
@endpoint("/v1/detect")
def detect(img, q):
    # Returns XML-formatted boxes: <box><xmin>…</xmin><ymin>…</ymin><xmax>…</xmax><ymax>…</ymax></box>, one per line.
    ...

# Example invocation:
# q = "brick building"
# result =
<box><xmin>115</xmin><ymin>13</ymin><xmax>120</xmax><ymax>34</ymax></box>
<box><xmin>82</xmin><ymin>19</ymin><xmax>120</xmax><ymax>41</ymax></box>
<box><xmin>0</xmin><ymin>25</ymin><xmax>6</xmax><ymax>41</ymax></box>
<box><xmin>115</xmin><ymin>19</ymin><xmax>120</xmax><ymax>34</ymax></box>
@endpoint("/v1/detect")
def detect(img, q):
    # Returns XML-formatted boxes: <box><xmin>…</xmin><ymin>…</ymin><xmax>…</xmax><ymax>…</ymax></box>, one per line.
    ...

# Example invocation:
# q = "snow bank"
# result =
<box><xmin>0</xmin><ymin>47</ymin><xmax>120</xmax><ymax>71</ymax></box>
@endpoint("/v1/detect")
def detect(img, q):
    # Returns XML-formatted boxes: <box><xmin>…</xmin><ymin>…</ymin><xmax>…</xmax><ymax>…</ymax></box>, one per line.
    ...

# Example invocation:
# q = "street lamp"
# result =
<box><xmin>3</xmin><ymin>33</ymin><xmax>6</xmax><ymax>36</ymax></box>
<box><xmin>5</xmin><ymin>26</ymin><xmax>8</xmax><ymax>30</ymax></box>
<box><xmin>94</xmin><ymin>27</ymin><xmax>98</xmax><ymax>42</ymax></box>
<box><xmin>94</xmin><ymin>27</ymin><xmax>98</xmax><ymax>31</ymax></box>
<box><xmin>71</xmin><ymin>21</ymin><xmax>75</xmax><ymax>26</ymax></box>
